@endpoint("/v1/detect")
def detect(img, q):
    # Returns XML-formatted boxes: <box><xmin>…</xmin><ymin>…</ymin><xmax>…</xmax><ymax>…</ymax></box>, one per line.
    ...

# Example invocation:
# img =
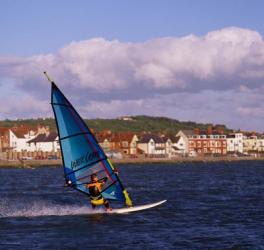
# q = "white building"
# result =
<box><xmin>226</xmin><ymin>133</ymin><xmax>243</xmax><ymax>154</ymax></box>
<box><xmin>9</xmin><ymin>129</ymin><xmax>36</xmax><ymax>152</ymax></box>
<box><xmin>175</xmin><ymin>130</ymin><xmax>190</xmax><ymax>155</ymax></box>
<box><xmin>257</xmin><ymin>136</ymin><xmax>264</xmax><ymax>153</ymax></box>
<box><xmin>171</xmin><ymin>134</ymin><xmax>189</xmax><ymax>157</ymax></box>
<box><xmin>27</xmin><ymin>132</ymin><xmax>59</xmax><ymax>152</ymax></box>
<box><xmin>243</xmin><ymin>135</ymin><xmax>264</xmax><ymax>155</ymax></box>
<box><xmin>137</xmin><ymin>134</ymin><xmax>166</xmax><ymax>157</ymax></box>
<box><xmin>243</xmin><ymin>135</ymin><xmax>258</xmax><ymax>154</ymax></box>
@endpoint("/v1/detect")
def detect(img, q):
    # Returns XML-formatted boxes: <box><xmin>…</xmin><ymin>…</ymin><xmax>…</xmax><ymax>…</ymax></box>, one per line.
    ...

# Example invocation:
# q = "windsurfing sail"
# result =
<box><xmin>44</xmin><ymin>72</ymin><xmax>132</xmax><ymax>207</ymax></box>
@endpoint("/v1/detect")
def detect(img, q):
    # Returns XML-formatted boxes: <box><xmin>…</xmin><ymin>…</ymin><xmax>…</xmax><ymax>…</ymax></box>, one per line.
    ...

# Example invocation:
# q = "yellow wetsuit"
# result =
<box><xmin>86</xmin><ymin>181</ymin><xmax>105</xmax><ymax>206</ymax></box>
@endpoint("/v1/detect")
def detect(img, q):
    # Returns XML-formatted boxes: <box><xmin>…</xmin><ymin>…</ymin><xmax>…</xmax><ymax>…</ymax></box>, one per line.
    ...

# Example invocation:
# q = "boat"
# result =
<box><xmin>44</xmin><ymin>72</ymin><xmax>166</xmax><ymax>214</ymax></box>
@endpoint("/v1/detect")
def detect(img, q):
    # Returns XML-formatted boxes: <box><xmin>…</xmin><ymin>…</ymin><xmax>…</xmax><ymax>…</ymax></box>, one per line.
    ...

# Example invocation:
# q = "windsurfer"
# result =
<box><xmin>86</xmin><ymin>173</ymin><xmax>112</xmax><ymax>211</ymax></box>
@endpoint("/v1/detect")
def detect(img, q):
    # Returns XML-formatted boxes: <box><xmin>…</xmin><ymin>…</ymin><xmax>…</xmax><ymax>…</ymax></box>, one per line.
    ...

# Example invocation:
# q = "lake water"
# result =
<box><xmin>0</xmin><ymin>161</ymin><xmax>264</xmax><ymax>249</ymax></box>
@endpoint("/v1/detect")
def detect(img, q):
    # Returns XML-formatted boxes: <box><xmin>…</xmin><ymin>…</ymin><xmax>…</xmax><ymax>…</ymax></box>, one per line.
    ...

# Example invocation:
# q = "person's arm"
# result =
<box><xmin>99</xmin><ymin>176</ymin><xmax>108</xmax><ymax>184</ymax></box>
<box><xmin>86</xmin><ymin>183</ymin><xmax>91</xmax><ymax>188</ymax></box>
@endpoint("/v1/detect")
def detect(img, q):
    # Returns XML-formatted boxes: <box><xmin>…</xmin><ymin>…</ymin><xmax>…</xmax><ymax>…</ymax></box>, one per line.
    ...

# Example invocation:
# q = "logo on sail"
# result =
<box><xmin>71</xmin><ymin>151</ymin><xmax>100</xmax><ymax>169</ymax></box>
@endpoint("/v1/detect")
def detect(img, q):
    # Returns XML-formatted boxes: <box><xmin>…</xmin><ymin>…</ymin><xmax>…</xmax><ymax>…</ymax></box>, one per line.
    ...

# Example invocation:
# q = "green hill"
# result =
<box><xmin>0</xmin><ymin>116</ymin><xmax>230</xmax><ymax>135</ymax></box>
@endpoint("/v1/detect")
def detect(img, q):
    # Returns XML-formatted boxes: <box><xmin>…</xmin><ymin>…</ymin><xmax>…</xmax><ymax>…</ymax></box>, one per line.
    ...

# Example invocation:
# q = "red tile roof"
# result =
<box><xmin>110</xmin><ymin>132</ymin><xmax>136</xmax><ymax>143</ymax></box>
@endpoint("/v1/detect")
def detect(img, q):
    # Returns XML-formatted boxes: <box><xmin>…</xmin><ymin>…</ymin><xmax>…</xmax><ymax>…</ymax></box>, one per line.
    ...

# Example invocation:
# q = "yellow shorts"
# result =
<box><xmin>91</xmin><ymin>198</ymin><xmax>105</xmax><ymax>206</ymax></box>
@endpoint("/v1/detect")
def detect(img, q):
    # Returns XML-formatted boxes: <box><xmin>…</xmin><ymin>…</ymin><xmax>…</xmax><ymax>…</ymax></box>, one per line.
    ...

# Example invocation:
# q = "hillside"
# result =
<box><xmin>0</xmin><ymin>116</ymin><xmax>231</xmax><ymax>135</ymax></box>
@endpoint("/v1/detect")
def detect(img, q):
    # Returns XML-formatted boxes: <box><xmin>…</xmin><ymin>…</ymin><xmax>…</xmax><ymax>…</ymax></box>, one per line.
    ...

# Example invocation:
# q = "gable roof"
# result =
<box><xmin>10</xmin><ymin>125</ymin><xmax>38</xmax><ymax>139</ymax></box>
<box><xmin>181</xmin><ymin>130</ymin><xmax>195</xmax><ymax>136</ymax></box>
<box><xmin>27</xmin><ymin>132</ymin><xmax>58</xmax><ymax>143</ymax></box>
<box><xmin>95</xmin><ymin>133</ymin><xmax>112</xmax><ymax>143</ymax></box>
<box><xmin>0</xmin><ymin>127</ymin><xmax>9</xmax><ymax>135</ymax></box>
<box><xmin>11</xmin><ymin>129</ymin><xmax>28</xmax><ymax>138</ymax></box>
<box><xmin>139</xmin><ymin>134</ymin><xmax>164</xmax><ymax>143</ymax></box>
<box><xmin>111</xmin><ymin>132</ymin><xmax>137</xmax><ymax>143</ymax></box>
<box><xmin>172</xmin><ymin>136</ymin><xmax>181</xmax><ymax>143</ymax></box>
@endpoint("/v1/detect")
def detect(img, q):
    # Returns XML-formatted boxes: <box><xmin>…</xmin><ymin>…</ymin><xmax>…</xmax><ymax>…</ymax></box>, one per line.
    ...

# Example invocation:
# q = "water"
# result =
<box><xmin>0</xmin><ymin>161</ymin><xmax>264</xmax><ymax>250</ymax></box>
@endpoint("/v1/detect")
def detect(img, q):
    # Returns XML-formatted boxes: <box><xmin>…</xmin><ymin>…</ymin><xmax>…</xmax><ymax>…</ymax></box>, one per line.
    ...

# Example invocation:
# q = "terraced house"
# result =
<box><xmin>96</xmin><ymin>131</ymin><xmax>139</xmax><ymax>157</ymax></box>
<box><xmin>180</xmin><ymin>127</ymin><xmax>227</xmax><ymax>156</ymax></box>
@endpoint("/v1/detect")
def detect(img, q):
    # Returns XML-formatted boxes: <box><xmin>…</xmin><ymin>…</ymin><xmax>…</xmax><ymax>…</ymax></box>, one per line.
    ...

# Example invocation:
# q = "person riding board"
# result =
<box><xmin>86</xmin><ymin>173</ymin><xmax>112</xmax><ymax>211</ymax></box>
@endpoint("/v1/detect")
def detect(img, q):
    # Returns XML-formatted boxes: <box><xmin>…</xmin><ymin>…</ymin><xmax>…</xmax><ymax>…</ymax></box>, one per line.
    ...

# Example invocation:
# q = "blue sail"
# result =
<box><xmin>50</xmin><ymin>81</ymin><xmax>132</xmax><ymax>206</ymax></box>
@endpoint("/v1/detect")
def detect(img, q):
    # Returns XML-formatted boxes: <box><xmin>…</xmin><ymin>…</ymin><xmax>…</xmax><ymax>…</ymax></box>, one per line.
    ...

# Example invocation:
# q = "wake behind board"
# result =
<box><xmin>105</xmin><ymin>200</ymin><xmax>167</xmax><ymax>214</ymax></box>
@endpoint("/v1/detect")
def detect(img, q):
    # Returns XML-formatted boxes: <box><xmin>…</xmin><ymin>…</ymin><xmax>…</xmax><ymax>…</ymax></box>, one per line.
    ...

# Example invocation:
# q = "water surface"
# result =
<box><xmin>0</xmin><ymin>161</ymin><xmax>264</xmax><ymax>249</ymax></box>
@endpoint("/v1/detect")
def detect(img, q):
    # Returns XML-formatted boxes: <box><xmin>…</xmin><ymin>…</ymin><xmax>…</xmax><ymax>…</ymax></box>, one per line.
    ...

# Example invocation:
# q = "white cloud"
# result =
<box><xmin>1</xmin><ymin>26</ymin><xmax>264</xmax><ymax>93</ymax></box>
<box><xmin>0</xmin><ymin>26</ymin><xmax>264</xmax><ymax>131</ymax></box>
<box><xmin>0</xmin><ymin>94</ymin><xmax>50</xmax><ymax>119</ymax></box>
<box><xmin>69</xmin><ymin>87</ymin><xmax>264</xmax><ymax>131</ymax></box>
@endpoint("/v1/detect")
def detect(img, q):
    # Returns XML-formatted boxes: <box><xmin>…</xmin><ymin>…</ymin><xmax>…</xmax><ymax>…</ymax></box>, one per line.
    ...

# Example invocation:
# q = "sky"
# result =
<box><xmin>1</xmin><ymin>0</ymin><xmax>264</xmax><ymax>131</ymax></box>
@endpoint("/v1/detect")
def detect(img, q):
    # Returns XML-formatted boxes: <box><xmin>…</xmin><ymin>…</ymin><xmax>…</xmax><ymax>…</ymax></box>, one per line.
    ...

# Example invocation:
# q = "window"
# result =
<box><xmin>122</xmin><ymin>141</ymin><xmax>129</xmax><ymax>147</ymax></box>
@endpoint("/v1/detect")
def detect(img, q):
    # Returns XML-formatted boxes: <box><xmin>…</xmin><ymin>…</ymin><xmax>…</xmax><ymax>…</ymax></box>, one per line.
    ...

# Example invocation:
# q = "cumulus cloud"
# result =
<box><xmin>0</xmin><ymin>94</ymin><xmax>50</xmax><ymax>119</ymax></box>
<box><xmin>1</xmin><ymin>26</ymin><xmax>264</xmax><ymax>93</ymax></box>
<box><xmin>76</xmin><ymin>88</ymin><xmax>264</xmax><ymax>131</ymax></box>
<box><xmin>0</xmin><ymin>26</ymin><xmax>264</xmax><ymax>130</ymax></box>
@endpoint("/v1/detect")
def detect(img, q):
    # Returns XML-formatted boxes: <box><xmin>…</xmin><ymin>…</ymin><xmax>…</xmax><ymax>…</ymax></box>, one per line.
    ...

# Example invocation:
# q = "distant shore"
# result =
<box><xmin>0</xmin><ymin>156</ymin><xmax>264</xmax><ymax>168</ymax></box>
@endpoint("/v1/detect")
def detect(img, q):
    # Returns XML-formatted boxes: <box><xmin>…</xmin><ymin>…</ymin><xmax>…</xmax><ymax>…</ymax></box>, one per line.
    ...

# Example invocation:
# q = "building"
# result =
<box><xmin>111</xmin><ymin>132</ymin><xmax>139</xmax><ymax>155</ymax></box>
<box><xmin>180</xmin><ymin>128</ymin><xmax>227</xmax><ymax>156</ymax></box>
<box><xmin>9</xmin><ymin>126</ymin><xmax>37</xmax><ymax>152</ymax></box>
<box><xmin>118</xmin><ymin>116</ymin><xmax>134</xmax><ymax>121</ymax></box>
<box><xmin>257</xmin><ymin>135</ymin><xmax>264</xmax><ymax>153</ymax></box>
<box><xmin>5</xmin><ymin>125</ymin><xmax>61</xmax><ymax>159</ymax></box>
<box><xmin>243</xmin><ymin>135</ymin><xmax>258</xmax><ymax>154</ymax></box>
<box><xmin>137</xmin><ymin>134</ymin><xmax>166</xmax><ymax>157</ymax></box>
<box><xmin>96</xmin><ymin>131</ymin><xmax>114</xmax><ymax>152</ymax></box>
<box><xmin>0</xmin><ymin>127</ymin><xmax>10</xmax><ymax>160</ymax></box>
<box><xmin>226</xmin><ymin>133</ymin><xmax>244</xmax><ymax>154</ymax></box>
<box><xmin>27</xmin><ymin>132</ymin><xmax>59</xmax><ymax>153</ymax></box>
<box><xmin>243</xmin><ymin>134</ymin><xmax>264</xmax><ymax>155</ymax></box>
<box><xmin>0</xmin><ymin>127</ymin><xmax>10</xmax><ymax>152</ymax></box>
<box><xmin>174</xmin><ymin>130</ymin><xmax>190</xmax><ymax>156</ymax></box>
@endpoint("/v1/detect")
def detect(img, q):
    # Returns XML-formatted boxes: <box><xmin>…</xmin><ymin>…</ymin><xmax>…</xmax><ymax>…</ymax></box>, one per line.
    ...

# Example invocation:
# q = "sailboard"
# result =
<box><xmin>108</xmin><ymin>200</ymin><xmax>167</xmax><ymax>214</ymax></box>
<box><xmin>44</xmin><ymin>72</ymin><xmax>166</xmax><ymax>213</ymax></box>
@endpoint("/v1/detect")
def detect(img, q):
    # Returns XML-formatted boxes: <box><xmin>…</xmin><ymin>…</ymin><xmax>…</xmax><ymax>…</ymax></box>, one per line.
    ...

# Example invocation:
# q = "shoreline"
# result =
<box><xmin>0</xmin><ymin>156</ymin><xmax>264</xmax><ymax>168</ymax></box>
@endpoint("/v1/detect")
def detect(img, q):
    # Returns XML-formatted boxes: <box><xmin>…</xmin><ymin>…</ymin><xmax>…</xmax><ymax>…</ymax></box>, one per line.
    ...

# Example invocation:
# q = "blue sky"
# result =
<box><xmin>1</xmin><ymin>0</ymin><xmax>263</xmax><ymax>55</ymax></box>
<box><xmin>1</xmin><ymin>0</ymin><xmax>264</xmax><ymax>131</ymax></box>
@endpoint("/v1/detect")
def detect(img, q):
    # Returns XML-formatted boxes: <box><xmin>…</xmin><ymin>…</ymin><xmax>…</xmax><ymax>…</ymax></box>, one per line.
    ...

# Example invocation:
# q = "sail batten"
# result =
<box><xmin>60</xmin><ymin>131</ymin><xmax>92</xmax><ymax>141</ymax></box>
<box><xmin>49</xmin><ymin>79</ymin><xmax>132</xmax><ymax>206</ymax></box>
<box><xmin>51</xmin><ymin>103</ymin><xmax>74</xmax><ymax>108</ymax></box>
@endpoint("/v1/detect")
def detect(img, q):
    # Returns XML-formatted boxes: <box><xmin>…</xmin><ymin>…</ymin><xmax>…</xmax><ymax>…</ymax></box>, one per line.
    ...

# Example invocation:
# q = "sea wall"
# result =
<box><xmin>1</xmin><ymin>156</ymin><xmax>264</xmax><ymax>168</ymax></box>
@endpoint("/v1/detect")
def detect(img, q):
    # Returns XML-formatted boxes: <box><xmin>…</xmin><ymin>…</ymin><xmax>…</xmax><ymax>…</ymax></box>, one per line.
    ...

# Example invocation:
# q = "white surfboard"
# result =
<box><xmin>108</xmin><ymin>200</ymin><xmax>167</xmax><ymax>214</ymax></box>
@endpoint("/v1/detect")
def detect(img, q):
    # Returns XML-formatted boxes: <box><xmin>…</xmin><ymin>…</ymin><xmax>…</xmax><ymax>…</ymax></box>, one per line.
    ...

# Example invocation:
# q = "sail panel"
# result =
<box><xmin>52</xmin><ymin>97</ymin><xmax>90</xmax><ymax>139</ymax></box>
<box><xmin>61</xmin><ymin>134</ymin><xmax>105</xmax><ymax>175</ymax></box>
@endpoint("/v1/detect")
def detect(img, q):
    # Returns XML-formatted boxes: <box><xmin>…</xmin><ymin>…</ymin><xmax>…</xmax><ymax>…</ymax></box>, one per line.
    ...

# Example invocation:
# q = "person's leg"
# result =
<box><xmin>104</xmin><ymin>200</ymin><xmax>111</xmax><ymax>210</ymax></box>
